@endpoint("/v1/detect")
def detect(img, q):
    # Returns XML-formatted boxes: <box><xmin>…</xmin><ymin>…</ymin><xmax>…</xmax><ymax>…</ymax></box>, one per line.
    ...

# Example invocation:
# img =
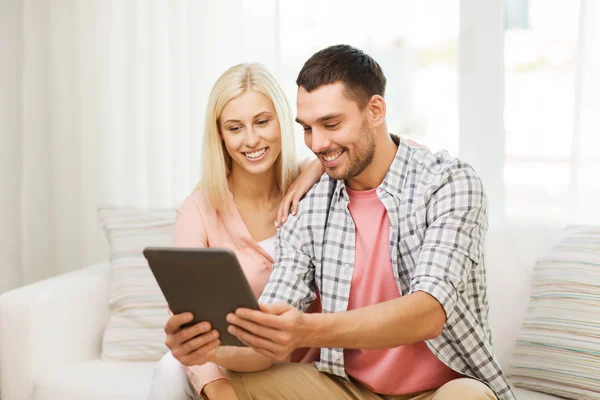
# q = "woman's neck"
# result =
<box><xmin>228</xmin><ymin>165</ymin><xmax>280</xmax><ymax>209</ymax></box>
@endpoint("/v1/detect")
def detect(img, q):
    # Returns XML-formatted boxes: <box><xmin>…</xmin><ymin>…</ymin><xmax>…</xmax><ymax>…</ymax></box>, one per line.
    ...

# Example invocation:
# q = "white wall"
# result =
<box><xmin>0</xmin><ymin>0</ymin><xmax>24</xmax><ymax>294</ymax></box>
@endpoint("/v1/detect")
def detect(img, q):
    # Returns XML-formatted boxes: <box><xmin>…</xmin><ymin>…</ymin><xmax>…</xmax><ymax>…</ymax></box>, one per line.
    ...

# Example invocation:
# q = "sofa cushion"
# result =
<box><xmin>34</xmin><ymin>360</ymin><xmax>155</xmax><ymax>400</ymax></box>
<box><xmin>510</xmin><ymin>225</ymin><xmax>600</xmax><ymax>399</ymax></box>
<box><xmin>98</xmin><ymin>206</ymin><xmax>175</xmax><ymax>361</ymax></box>
<box><xmin>513</xmin><ymin>386</ymin><xmax>565</xmax><ymax>400</ymax></box>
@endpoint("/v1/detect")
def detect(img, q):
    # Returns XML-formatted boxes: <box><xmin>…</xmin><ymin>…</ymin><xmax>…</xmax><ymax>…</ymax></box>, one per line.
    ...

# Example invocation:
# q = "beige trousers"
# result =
<box><xmin>223</xmin><ymin>363</ymin><xmax>497</xmax><ymax>400</ymax></box>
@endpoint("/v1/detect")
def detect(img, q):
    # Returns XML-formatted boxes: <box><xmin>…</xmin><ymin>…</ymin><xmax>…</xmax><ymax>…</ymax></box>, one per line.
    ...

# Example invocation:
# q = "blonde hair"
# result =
<box><xmin>198</xmin><ymin>63</ymin><xmax>298</xmax><ymax>210</ymax></box>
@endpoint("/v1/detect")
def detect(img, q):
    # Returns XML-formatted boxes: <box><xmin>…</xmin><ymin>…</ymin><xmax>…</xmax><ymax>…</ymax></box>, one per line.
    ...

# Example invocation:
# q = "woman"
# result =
<box><xmin>147</xmin><ymin>63</ymin><xmax>323</xmax><ymax>400</ymax></box>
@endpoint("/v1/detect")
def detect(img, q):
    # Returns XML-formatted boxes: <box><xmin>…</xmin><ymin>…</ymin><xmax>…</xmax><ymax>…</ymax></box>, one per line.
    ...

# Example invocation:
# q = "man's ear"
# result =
<box><xmin>368</xmin><ymin>95</ymin><xmax>386</xmax><ymax>127</ymax></box>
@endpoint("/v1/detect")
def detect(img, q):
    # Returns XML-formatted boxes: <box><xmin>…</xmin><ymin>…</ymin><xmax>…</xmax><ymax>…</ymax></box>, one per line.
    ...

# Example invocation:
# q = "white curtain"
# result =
<box><xmin>459</xmin><ymin>0</ymin><xmax>600</xmax><ymax>225</ymax></box>
<box><xmin>2</xmin><ymin>0</ymin><xmax>598</xmax><ymax>294</ymax></box>
<box><xmin>569</xmin><ymin>0</ymin><xmax>600</xmax><ymax>223</ymax></box>
<box><xmin>1</xmin><ymin>0</ymin><xmax>279</xmax><ymax>293</ymax></box>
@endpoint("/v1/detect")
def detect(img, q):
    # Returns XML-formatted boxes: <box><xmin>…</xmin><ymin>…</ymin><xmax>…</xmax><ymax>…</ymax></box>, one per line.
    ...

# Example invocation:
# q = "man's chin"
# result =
<box><xmin>325</xmin><ymin>167</ymin><xmax>350</xmax><ymax>181</ymax></box>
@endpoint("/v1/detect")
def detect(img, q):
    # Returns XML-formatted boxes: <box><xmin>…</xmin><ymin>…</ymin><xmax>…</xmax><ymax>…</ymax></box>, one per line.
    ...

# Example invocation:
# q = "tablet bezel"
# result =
<box><xmin>143</xmin><ymin>246</ymin><xmax>259</xmax><ymax>347</ymax></box>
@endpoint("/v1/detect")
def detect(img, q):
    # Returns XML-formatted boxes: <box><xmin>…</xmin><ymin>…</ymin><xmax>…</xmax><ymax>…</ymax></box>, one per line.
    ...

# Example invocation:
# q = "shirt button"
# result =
<box><xmin>343</xmin><ymin>264</ymin><xmax>351</xmax><ymax>270</ymax></box>
<box><xmin>334</xmin><ymin>353</ymin><xmax>340</xmax><ymax>360</ymax></box>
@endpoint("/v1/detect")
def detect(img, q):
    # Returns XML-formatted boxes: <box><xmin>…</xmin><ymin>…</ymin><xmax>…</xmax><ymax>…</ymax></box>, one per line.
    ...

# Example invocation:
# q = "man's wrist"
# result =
<box><xmin>300</xmin><ymin>311</ymin><xmax>329</xmax><ymax>348</ymax></box>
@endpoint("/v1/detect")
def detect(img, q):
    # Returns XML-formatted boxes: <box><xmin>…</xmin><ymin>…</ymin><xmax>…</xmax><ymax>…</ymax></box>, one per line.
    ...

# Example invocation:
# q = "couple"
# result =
<box><xmin>148</xmin><ymin>45</ymin><xmax>515</xmax><ymax>400</ymax></box>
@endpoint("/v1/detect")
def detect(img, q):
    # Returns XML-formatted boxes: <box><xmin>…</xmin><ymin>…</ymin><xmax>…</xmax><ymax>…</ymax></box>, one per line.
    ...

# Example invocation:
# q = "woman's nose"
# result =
<box><xmin>245</xmin><ymin>128</ymin><xmax>260</xmax><ymax>148</ymax></box>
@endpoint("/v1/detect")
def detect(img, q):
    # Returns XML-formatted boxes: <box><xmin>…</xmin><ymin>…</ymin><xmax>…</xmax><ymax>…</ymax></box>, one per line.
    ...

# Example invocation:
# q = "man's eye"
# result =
<box><xmin>325</xmin><ymin>123</ymin><xmax>339</xmax><ymax>129</ymax></box>
<box><xmin>303</xmin><ymin>127</ymin><xmax>312</xmax><ymax>132</ymax></box>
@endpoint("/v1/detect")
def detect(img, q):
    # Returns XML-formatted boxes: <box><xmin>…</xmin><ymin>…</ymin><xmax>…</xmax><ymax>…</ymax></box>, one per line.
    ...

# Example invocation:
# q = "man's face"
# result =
<box><xmin>296</xmin><ymin>82</ymin><xmax>375</xmax><ymax>181</ymax></box>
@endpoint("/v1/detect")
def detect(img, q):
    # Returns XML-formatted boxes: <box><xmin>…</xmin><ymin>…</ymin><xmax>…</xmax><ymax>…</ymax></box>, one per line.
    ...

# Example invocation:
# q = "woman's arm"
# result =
<box><xmin>276</xmin><ymin>158</ymin><xmax>324</xmax><ymax>227</ymax></box>
<box><xmin>213</xmin><ymin>346</ymin><xmax>275</xmax><ymax>372</ymax></box>
<box><xmin>174</xmin><ymin>194</ymin><xmax>276</xmax><ymax>398</ymax></box>
<box><xmin>173</xmin><ymin>195</ymin><xmax>228</xmax><ymax>395</ymax></box>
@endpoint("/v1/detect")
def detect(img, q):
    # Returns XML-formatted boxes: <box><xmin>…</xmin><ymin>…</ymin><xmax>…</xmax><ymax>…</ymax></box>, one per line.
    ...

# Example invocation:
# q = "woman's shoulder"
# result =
<box><xmin>178</xmin><ymin>187</ymin><xmax>213</xmax><ymax>214</ymax></box>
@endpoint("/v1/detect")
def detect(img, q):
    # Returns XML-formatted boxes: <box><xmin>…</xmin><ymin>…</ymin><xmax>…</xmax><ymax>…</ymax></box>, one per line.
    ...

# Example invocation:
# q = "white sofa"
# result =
<box><xmin>0</xmin><ymin>223</ymin><xmax>566</xmax><ymax>400</ymax></box>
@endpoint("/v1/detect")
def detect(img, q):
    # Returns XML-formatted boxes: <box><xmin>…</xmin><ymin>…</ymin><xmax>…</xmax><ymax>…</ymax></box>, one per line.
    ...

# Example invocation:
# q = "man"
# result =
<box><xmin>169</xmin><ymin>45</ymin><xmax>515</xmax><ymax>400</ymax></box>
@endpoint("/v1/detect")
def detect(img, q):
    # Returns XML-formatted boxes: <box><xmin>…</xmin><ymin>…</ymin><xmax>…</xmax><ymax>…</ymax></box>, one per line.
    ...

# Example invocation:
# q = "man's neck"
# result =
<box><xmin>345</xmin><ymin>129</ymin><xmax>398</xmax><ymax>191</ymax></box>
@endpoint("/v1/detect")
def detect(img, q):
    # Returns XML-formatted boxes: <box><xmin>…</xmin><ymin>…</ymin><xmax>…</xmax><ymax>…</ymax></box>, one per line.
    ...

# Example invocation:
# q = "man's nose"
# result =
<box><xmin>310</xmin><ymin>129</ymin><xmax>331</xmax><ymax>154</ymax></box>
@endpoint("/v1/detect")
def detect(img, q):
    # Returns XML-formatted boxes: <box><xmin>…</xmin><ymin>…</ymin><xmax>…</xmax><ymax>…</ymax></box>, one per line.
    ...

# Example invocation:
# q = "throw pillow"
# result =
<box><xmin>98</xmin><ymin>206</ymin><xmax>175</xmax><ymax>361</ymax></box>
<box><xmin>510</xmin><ymin>225</ymin><xmax>600</xmax><ymax>399</ymax></box>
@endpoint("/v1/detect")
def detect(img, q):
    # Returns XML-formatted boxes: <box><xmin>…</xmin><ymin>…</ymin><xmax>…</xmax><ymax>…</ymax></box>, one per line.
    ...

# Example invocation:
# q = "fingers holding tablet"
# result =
<box><xmin>164</xmin><ymin>313</ymin><xmax>221</xmax><ymax>366</ymax></box>
<box><xmin>144</xmin><ymin>247</ymin><xmax>260</xmax><ymax>349</ymax></box>
<box><xmin>164</xmin><ymin>312</ymin><xmax>193</xmax><ymax>335</ymax></box>
<box><xmin>176</xmin><ymin>331</ymin><xmax>221</xmax><ymax>367</ymax></box>
<box><xmin>175</xmin><ymin>337</ymin><xmax>221</xmax><ymax>367</ymax></box>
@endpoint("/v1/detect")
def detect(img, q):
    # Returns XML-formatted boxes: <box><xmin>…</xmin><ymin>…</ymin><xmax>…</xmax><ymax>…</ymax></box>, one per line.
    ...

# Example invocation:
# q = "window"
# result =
<box><xmin>276</xmin><ymin>0</ymin><xmax>460</xmax><ymax>159</ymax></box>
<box><xmin>503</xmin><ymin>0</ymin><xmax>581</xmax><ymax>222</ymax></box>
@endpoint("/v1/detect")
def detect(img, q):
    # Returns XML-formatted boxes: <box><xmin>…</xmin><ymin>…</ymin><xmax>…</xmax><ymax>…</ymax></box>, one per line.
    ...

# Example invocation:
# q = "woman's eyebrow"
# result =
<box><xmin>252</xmin><ymin>111</ymin><xmax>272</xmax><ymax>119</ymax></box>
<box><xmin>223</xmin><ymin>111</ymin><xmax>272</xmax><ymax>125</ymax></box>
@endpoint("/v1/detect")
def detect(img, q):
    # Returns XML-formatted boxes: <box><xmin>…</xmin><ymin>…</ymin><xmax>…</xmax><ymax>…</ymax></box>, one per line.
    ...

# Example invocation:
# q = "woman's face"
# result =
<box><xmin>219</xmin><ymin>90</ymin><xmax>282</xmax><ymax>177</ymax></box>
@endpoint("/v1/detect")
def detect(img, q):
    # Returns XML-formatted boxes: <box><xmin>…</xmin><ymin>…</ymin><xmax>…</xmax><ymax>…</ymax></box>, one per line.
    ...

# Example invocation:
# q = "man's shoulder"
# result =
<box><xmin>279</xmin><ymin>173</ymin><xmax>336</xmax><ymax>233</ymax></box>
<box><xmin>406</xmin><ymin>145</ymin><xmax>481</xmax><ymax>188</ymax></box>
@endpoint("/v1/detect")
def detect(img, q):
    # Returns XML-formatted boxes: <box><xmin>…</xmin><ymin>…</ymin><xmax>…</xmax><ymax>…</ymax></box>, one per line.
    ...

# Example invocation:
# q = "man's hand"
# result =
<box><xmin>164</xmin><ymin>312</ymin><xmax>221</xmax><ymax>367</ymax></box>
<box><xmin>226</xmin><ymin>302</ymin><xmax>308</xmax><ymax>361</ymax></box>
<box><xmin>202</xmin><ymin>379</ymin><xmax>238</xmax><ymax>400</ymax></box>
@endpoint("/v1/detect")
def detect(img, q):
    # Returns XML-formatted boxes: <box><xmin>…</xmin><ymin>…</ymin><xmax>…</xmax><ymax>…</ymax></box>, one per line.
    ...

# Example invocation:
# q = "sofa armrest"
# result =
<box><xmin>0</xmin><ymin>263</ymin><xmax>111</xmax><ymax>400</ymax></box>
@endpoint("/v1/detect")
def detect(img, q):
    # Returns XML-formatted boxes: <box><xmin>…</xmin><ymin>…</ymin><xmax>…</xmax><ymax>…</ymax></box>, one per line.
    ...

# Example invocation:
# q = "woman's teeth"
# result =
<box><xmin>245</xmin><ymin>148</ymin><xmax>267</xmax><ymax>159</ymax></box>
<box><xmin>323</xmin><ymin>151</ymin><xmax>342</xmax><ymax>162</ymax></box>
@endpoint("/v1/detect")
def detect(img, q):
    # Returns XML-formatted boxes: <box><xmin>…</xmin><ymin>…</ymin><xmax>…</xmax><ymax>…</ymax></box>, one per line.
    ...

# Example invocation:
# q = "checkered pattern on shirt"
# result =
<box><xmin>259</xmin><ymin>136</ymin><xmax>515</xmax><ymax>400</ymax></box>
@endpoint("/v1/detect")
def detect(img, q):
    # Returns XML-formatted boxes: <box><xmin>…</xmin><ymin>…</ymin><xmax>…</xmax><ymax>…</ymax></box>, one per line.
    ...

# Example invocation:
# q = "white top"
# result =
<box><xmin>257</xmin><ymin>236</ymin><xmax>276</xmax><ymax>259</ymax></box>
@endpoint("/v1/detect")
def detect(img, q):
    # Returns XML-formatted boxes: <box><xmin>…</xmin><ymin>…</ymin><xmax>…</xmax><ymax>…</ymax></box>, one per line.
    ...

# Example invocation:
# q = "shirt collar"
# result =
<box><xmin>334</xmin><ymin>134</ymin><xmax>413</xmax><ymax>202</ymax></box>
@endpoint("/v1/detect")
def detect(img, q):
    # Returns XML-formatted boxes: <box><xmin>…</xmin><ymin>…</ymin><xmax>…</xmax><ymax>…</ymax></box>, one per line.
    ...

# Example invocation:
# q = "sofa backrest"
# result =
<box><xmin>484</xmin><ymin>223</ymin><xmax>564</xmax><ymax>371</ymax></box>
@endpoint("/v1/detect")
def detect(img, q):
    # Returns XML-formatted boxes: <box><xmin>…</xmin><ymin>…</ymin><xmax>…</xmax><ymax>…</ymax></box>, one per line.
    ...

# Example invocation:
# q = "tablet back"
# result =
<box><xmin>143</xmin><ymin>247</ymin><xmax>259</xmax><ymax>347</ymax></box>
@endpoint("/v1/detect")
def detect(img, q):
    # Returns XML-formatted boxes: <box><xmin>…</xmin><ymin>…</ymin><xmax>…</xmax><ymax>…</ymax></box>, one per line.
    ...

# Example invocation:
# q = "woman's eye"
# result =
<box><xmin>228</xmin><ymin>126</ymin><xmax>241</xmax><ymax>132</ymax></box>
<box><xmin>256</xmin><ymin>119</ymin><xmax>269</xmax><ymax>126</ymax></box>
<box><xmin>303</xmin><ymin>127</ymin><xmax>312</xmax><ymax>132</ymax></box>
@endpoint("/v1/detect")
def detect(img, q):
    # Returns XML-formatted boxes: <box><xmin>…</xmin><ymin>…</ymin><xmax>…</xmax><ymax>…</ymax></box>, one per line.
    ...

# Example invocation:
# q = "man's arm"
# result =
<box><xmin>259</xmin><ymin>207</ymin><xmax>317</xmax><ymax>311</ymax></box>
<box><xmin>300</xmin><ymin>291</ymin><xmax>445</xmax><ymax>349</ymax></box>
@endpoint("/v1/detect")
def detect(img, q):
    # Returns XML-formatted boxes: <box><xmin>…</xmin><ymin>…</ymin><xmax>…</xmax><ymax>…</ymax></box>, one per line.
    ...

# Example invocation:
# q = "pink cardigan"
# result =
<box><xmin>173</xmin><ymin>189</ymin><xmax>320</xmax><ymax>394</ymax></box>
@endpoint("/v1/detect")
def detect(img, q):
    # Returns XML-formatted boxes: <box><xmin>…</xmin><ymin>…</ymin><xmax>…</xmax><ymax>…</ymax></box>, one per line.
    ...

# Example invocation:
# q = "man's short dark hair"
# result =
<box><xmin>296</xmin><ymin>44</ymin><xmax>387</xmax><ymax>109</ymax></box>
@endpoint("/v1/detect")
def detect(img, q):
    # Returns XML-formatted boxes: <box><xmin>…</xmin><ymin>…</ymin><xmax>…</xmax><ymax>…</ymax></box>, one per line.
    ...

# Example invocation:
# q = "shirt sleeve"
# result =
<box><xmin>173</xmin><ymin>194</ymin><xmax>227</xmax><ymax>394</ymax></box>
<box><xmin>185</xmin><ymin>365</ymin><xmax>227</xmax><ymax>397</ymax></box>
<box><xmin>409</xmin><ymin>161</ymin><xmax>488</xmax><ymax>324</ymax></box>
<box><xmin>258</xmin><ymin>209</ymin><xmax>317</xmax><ymax>311</ymax></box>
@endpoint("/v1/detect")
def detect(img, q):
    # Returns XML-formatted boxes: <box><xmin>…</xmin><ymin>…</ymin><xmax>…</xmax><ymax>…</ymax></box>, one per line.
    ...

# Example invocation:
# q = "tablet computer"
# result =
<box><xmin>143</xmin><ymin>247</ymin><xmax>259</xmax><ymax>347</ymax></box>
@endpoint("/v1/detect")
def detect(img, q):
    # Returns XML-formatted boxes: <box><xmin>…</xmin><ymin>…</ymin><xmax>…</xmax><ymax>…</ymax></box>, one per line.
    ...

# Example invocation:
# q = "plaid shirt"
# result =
<box><xmin>260</xmin><ymin>135</ymin><xmax>515</xmax><ymax>399</ymax></box>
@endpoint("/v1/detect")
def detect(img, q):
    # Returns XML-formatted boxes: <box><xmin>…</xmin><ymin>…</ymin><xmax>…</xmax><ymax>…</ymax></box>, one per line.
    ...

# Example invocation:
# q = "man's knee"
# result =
<box><xmin>434</xmin><ymin>378</ymin><xmax>497</xmax><ymax>400</ymax></box>
<box><xmin>220</xmin><ymin>369</ymin><xmax>248</xmax><ymax>399</ymax></box>
<box><xmin>222</xmin><ymin>363</ymin><xmax>329</xmax><ymax>400</ymax></box>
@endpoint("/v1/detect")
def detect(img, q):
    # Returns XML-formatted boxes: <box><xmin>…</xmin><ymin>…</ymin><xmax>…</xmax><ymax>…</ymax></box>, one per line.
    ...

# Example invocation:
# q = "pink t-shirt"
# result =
<box><xmin>344</xmin><ymin>187</ymin><xmax>461</xmax><ymax>395</ymax></box>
